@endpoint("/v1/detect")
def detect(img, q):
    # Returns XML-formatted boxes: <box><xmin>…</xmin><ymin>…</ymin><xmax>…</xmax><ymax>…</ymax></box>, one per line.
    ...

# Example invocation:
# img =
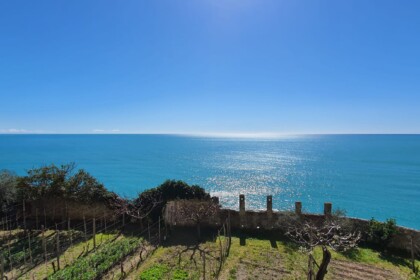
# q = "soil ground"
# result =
<box><xmin>1</xmin><ymin>228</ymin><xmax>418</xmax><ymax>280</ymax></box>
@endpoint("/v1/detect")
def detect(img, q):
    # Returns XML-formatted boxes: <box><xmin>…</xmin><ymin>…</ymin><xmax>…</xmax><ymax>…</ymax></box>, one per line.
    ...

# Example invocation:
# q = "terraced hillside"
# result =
<box><xmin>1</xmin><ymin>228</ymin><xmax>418</xmax><ymax>280</ymax></box>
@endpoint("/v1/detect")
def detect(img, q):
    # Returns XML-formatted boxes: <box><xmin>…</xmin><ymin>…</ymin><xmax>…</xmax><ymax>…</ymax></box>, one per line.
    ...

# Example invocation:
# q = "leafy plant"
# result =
<box><xmin>16</xmin><ymin>163</ymin><xmax>116</xmax><ymax>205</ymax></box>
<box><xmin>49</xmin><ymin>236</ymin><xmax>142</xmax><ymax>280</ymax></box>
<box><xmin>138</xmin><ymin>264</ymin><xmax>169</xmax><ymax>280</ymax></box>
<box><xmin>0</xmin><ymin>170</ymin><xmax>18</xmax><ymax>210</ymax></box>
<box><xmin>172</xmin><ymin>269</ymin><xmax>189</xmax><ymax>279</ymax></box>
<box><xmin>134</xmin><ymin>179</ymin><xmax>211</xmax><ymax>220</ymax></box>
<box><xmin>367</xmin><ymin>218</ymin><xmax>398</xmax><ymax>248</ymax></box>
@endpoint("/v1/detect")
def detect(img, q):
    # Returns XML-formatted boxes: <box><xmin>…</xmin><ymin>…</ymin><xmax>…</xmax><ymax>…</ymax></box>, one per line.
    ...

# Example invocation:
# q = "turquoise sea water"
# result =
<box><xmin>0</xmin><ymin>134</ymin><xmax>419</xmax><ymax>229</ymax></box>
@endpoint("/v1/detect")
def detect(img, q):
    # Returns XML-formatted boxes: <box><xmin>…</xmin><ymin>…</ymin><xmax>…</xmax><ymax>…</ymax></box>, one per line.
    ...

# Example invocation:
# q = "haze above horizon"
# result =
<box><xmin>1</xmin><ymin>1</ymin><xmax>420</xmax><ymax>134</ymax></box>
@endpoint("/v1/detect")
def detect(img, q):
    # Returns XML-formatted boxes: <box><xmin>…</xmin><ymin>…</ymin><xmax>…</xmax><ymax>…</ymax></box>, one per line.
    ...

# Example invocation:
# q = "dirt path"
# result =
<box><xmin>234</xmin><ymin>259</ymin><xmax>290</xmax><ymax>280</ymax></box>
<box><xmin>330</xmin><ymin>259</ymin><xmax>404</xmax><ymax>280</ymax></box>
<box><xmin>220</xmin><ymin>248</ymin><xmax>290</xmax><ymax>280</ymax></box>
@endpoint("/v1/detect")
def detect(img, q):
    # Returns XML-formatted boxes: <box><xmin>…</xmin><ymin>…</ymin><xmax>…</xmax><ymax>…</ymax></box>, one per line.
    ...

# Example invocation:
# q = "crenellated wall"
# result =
<box><xmin>164</xmin><ymin>195</ymin><xmax>420</xmax><ymax>256</ymax></box>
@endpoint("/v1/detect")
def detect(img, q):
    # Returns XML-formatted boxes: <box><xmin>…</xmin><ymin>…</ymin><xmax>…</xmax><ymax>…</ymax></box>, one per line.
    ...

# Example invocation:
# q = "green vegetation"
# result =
<box><xmin>134</xmin><ymin>179</ymin><xmax>211</xmax><ymax>219</ymax></box>
<box><xmin>1</xmin><ymin>230</ymin><xmax>83</xmax><ymax>269</ymax></box>
<box><xmin>133</xmin><ymin>235</ymin><xmax>419</xmax><ymax>280</ymax></box>
<box><xmin>27</xmin><ymin>232</ymin><xmax>118</xmax><ymax>279</ymax></box>
<box><xmin>1</xmin><ymin>225</ymin><xmax>418</xmax><ymax>280</ymax></box>
<box><xmin>0</xmin><ymin>169</ymin><xmax>18</xmax><ymax>211</ymax></box>
<box><xmin>137</xmin><ymin>240</ymin><xmax>220</xmax><ymax>280</ymax></box>
<box><xmin>138</xmin><ymin>264</ymin><xmax>169</xmax><ymax>280</ymax></box>
<box><xmin>367</xmin><ymin>218</ymin><xmax>398</xmax><ymax>248</ymax></box>
<box><xmin>172</xmin><ymin>269</ymin><xmax>189</xmax><ymax>280</ymax></box>
<box><xmin>49</xmin><ymin>236</ymin><xmax>142</xmax><ymax>280</ymax></box>
<box><xmin>0</xmin><ymin>164</ymin><xmax>418</xmax><ymax>279</ymax></box>
<box><xmin>16</xmin><ymin>163</ymin><xmax>117</xmax><ymax>205</ymax></box>
<box><xmin>1</xmin><ymin>164</ymin><xmax>212</xmax><ymax>219</ymax></box>
<box><xmin>138</xmin><ymin>265</ymin><xmax>190</xmax><ymax>280</ymax></box>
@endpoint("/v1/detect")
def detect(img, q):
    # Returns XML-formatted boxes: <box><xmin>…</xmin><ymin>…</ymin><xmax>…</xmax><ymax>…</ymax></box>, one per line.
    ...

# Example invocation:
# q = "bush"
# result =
<box><xmin>138</xmin><ymin>264</ymin><xmax>169</xmax><ymax>280</ymax></box>
<box><xmin>0</xmin><ymin>170</ymin><xmax>18</xmax><ymax>211</ymax></box>
<box><xmin>16</xmin><ymin>163</ymin><xmax>116</xmax><ymax>205</ymax></box>
<box><xmin>2</xmin><ymin>164</ymin><xmax>212</xmax><ymax>221</ymax></box>
<box><xmin>172</xmin><ymin>269</ymin><xmax>189</xmax><ymax>279</ymax></box>
<box><xmin>134</xmin><ymin>180</ymin><xmax>211</xmax><ymax>220</ymax></box>
<box><xmin>367</xmin><ymin>218</ymin><xmax>398</xmax><ymax>248</ymax></box>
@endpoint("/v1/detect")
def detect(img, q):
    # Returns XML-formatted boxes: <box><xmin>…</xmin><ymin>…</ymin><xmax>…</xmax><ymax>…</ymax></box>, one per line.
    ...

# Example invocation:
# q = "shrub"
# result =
<box><xmin>134</xmin><ymin>180</ymin><xmax>211</xmax><ymax>220</ymax></box>
<box><xmin>172</xmin><ymin>269</ymin><xmax>189</xmax><ymax>279</ymax></box>
<box><xmin>0</xmin><ymin>170</ymin><xmax>18</xmax><ymax>211</ymax></box>
<box><xmin>138</xmin><ymin>264</ymin><xmax>169</xmax><ymax>280</ymax></box>
<box><xmin>367</xmin><ymin>218</ymin><xmax>398</xmax><ymax>249</ymax></box>
<box><xmin>16</xmin><ymin>163</ymin><xmax>116</xmax><ymax>205</ymax></box>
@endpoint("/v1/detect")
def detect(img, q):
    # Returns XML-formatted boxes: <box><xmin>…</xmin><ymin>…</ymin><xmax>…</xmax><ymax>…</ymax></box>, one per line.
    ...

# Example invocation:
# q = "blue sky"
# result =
<box><xmin>1</xmin><ymin>0</ymin><xmax>419</xmax><ymax>134</ymax></box>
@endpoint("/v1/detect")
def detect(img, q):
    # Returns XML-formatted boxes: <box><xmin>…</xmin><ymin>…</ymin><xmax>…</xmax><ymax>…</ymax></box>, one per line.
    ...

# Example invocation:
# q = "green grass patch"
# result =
<box><xmin>138</xmin><ymin>264</ymin><xmax>169</xmax><ymax>280</ymax></box>
<box><xmin>172</xmin><ymin>269</ymin><xmax>189</xmax><ymax>279</ymax></box>
<box><xmin>219</xmin><ymin>236</ymin><xmax>419</xmax><ymax>280</ymax></box>
<box><xmin>49</xmin><ymin>236</ymin><xmax>142</xmax><ymax>280</ymax></box>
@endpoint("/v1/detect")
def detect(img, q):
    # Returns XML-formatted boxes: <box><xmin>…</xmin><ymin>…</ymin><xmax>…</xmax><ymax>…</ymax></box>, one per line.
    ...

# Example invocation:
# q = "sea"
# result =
<box><xmin>0</xmin><ymin>134</ymin><xmax>419</xmax><ymax>229</ymax></box>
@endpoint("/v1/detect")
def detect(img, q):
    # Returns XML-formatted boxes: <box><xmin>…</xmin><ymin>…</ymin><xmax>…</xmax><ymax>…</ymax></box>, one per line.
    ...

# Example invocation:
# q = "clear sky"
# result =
<box><xmin>1</xmin><ymin>0</ymin><xmax>419</xmax><ymax>135</ymax></box>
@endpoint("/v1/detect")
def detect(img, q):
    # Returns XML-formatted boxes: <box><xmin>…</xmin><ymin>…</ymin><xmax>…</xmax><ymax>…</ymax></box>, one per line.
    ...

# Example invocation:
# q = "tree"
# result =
<box><xmin>286</xmin><ymin>215</ymin><xmax>361</xmax><ymax>280</ymax></box>
<box><xmin>176</xmin><ymin>199</ymin><xmax>219</xmax><ymax>240</ymax></box>
<box><xmin>16</xmin><ymin>163</ymin><xmax>115</xmax><ymax>204</ymax></box>
<box><xmin>367</xmin><ymin>218</ymin><xmax>397</xmax><ymax>250</ymax></box>
<box><xmin>0</xmin><ymin>170</ymin><xmax>18</xmax><ymax>211</ymax></box>
<box><xmin>134</xmin><ymin>180</ymin><xmax>211</xmax><ymax>220</ymax></box>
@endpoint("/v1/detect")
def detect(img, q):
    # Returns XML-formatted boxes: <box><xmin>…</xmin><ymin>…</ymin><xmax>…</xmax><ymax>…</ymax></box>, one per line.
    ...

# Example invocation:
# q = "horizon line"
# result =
<box><xmin>0</xmin><ymin>132</ymin><xmax>420</xmax><ymax>138</ymax></box>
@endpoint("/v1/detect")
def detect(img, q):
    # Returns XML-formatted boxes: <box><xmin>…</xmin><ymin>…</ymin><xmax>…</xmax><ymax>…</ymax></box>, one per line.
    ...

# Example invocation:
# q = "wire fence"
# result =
<box><xmin>0</xmin><ymin>200</ymin><xmax>234</xmax><ymax>280</ymax></box>
<box><xmin>0</xmin><ymin>201</ymin><xmax>167</xmax><ymax>280</ymax></box>
<box><xmin>191</xmin><ymin>216</ymin><xmax>232</xmax><ymax>280</ymax></box>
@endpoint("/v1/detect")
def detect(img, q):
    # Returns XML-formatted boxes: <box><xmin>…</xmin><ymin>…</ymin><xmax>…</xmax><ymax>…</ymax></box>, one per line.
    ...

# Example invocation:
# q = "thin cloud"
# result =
<box><xmin>92</xmin><ymin>129</ymin><xmax>121</xmax><ymax>133</ymax></box>
<box><xmin>0</xmin><ymin>128</ymin><xmax>28</xmax><ymax>133</ymax></box>
<box><xmin>0</xmin><ymin>129</ymin><xmax>56</xmax><ymax>134</ymax></box>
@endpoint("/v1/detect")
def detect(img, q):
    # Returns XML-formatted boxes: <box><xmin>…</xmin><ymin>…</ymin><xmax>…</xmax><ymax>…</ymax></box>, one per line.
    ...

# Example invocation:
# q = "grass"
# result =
<box><xmin>138</xmin><ymin>264</ymin><xmax>169</xmax><ymax>280</ymax></box>
<box><xmin>49</xmin><ymin>235</ymin><xmax>142</xmax><ymax>280</ymax></box>
<box><xmin>218</xmin><ymin>236</ymin><xmax>419</xmax><ymax>280</ymax></box>
<box><xmin>29</xmin><ymin>232</ymin><xmax>118</xmax><ymax>280</ymax></box>
<box><xmin>1</xmin><ymin>229</ymin><xmax>418</xmax><ymax>280</ymax></box>
<box><xmin>334</xmin><ymin>246</ymin><xmax>420</xmax><ymax>278</ymax></box>
<box><xmin>135</xmin><ymin>237</ymin><xmax>222</xmax><ymax>280</ymax></box>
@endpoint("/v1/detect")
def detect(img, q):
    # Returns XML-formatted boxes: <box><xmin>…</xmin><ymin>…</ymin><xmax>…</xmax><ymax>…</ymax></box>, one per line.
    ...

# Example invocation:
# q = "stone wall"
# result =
<box><xmin>164</xmin><ymin>195</ymin><xmax>420</xmax><ymax>256</ymax></box>
<box><xmin>26</xmin><ymin>199</ymin><xmax>116</xmax><ymax>221</ymax></box>
<box><xmin>164</xmin><ymin>199</ymin><xmax>222</xmax><ymax>227</ymax></box>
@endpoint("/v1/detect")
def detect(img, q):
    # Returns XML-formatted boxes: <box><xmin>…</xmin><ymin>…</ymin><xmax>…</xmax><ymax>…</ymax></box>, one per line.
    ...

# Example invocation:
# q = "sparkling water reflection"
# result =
<box><xmin>0</xmin><ymin>134</ymin><xmax>419</xmax><ymax>228</ymax></box>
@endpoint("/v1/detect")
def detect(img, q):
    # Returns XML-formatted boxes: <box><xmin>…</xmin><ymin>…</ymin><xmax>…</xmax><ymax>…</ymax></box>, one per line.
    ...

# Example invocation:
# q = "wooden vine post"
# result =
<box><xmin>28</xmin><ymin>231</ymin><xmax>33</xmax><ymax>264</ymax></box>
<box><xmin>104</xmin><ymin>212</ymin><xmax>107</xmax><ymax>232</ymax></box>
<box><xmin>43</xmin><ymin>207</ymin><xmax>47</xmax><ymax>228</ymax></box>
<box><xmin>93</xmin><ymin>218</ymin><xmax>96</xmax><ymax>249</ymax></box>
<box><xmin>202</xmin><ymin>251</ymin><xmax>206</xmax><ymax>280</ymax></box>
<box><xmin>411</xmin><ymin>235</ymin><xmax>417</xmax><ymax>274</ymax></box>
<box><xmin>35</xmin><ymin>208</ymin><xmax>39</xmax><ymax>230</ymax></box>
<box><xmin>120</xmin><ymin>260</ymin><xmax>125</xmax><ymax>277</ymax></box>
<box><xmin>148</xmin><ymin>221</ymin><xmax>151</xmax><ymax>242</ymax></box>
<box><xmin>83</xmin><ymin>214</ymin><xmax>87</xmax><ymax>242</ymax></box>
<box><xmin>41</xmin><ymin>225</ymin><xmax>47</xmax><ymax>278</ymax></box>
<box><xmin>23</xmin><ymin>200</ymin><xmax>27</xmax><ymax>231</ymax></box>
<box><xmin>218</xmin><ymin>230</ymin><xmax>223</xmax><ymax>271</ymax></box>
<box><xmin>0</xmin><ymin>253</ymin><xmax>4</xmax><ymax>280</ymax></box>
<box><xmin>68</xmin><ymin>217</ymin><xmax>72</xmax><ymax>246</ymax></box>
<box><xmin>56</xmin><ymin>225</ymin><xmax>60</xmax><ymax>271</ymax></box>
<box><xmin>7</xmin><ymin>224</ymin><xmax>13</xmax><ymax>274</ymax></box>
<box><xmin>158</xmin><ymin>216</ymin><xmax>161</xmax><ymax>245</ymax></box>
